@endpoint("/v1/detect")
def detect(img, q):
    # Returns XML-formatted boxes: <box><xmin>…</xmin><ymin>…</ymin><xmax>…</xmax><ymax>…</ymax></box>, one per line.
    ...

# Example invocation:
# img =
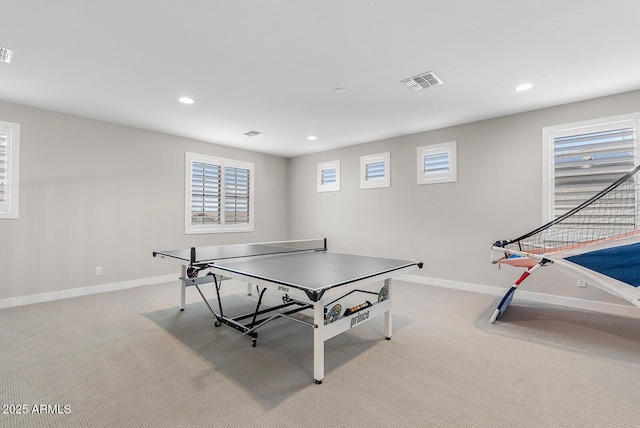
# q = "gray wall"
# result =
<box><xmin>288</xmin><ymin>90</ymin><xmax>640</xmax><ymax>306</ymax></box>
<box><xmin>0</xmin><ymin>100</ymin><xmax>289</xmax><ymax>300</ymax></box>
<box><xmin>3</xmin><ymin>90</ymin><xmax>640</xmax><ymax>306</ymax></box>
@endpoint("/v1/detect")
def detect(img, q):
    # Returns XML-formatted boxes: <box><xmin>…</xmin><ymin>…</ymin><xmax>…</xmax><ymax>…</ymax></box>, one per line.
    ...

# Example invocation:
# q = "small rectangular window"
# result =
<box><xmin>321</xmin><ymin>169</ymin><xmax>336</xmax><ymax>185</ymax></box>
<box><xmin>424</xmin><ymin>152</ymin><xmax>449</xmax><ymax>175</ymax></box>
<box><xmin>185</xmin><ymin>152</ymin><xmax>254</xmax><ymax>234</ymax></box>
<box><xmin>361</xmin><ymin>153</ymin><xmax>390</xmax><ymax>189</ymax></box>
<box><xmin>317</xmin><ymin>160</ymin><xmax>340</xmax><ymax>192</ymax></box>
<box><xmin>365</xmin><ymin>161</ymin><xmax>385</xmax><ymax>180</ymax></box>
<box><xmin>0</xmin><ymin>120</ymin><xmax>20</xmax><ymax>219</ymax></box>
<box><xmin>417</xmin><ymin>141</ymin><xmax>457</xmax><ymax>185</ymax></box>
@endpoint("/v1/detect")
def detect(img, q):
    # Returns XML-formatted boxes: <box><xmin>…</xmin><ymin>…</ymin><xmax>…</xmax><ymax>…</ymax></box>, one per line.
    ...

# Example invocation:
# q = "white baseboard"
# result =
<box><xmin>398</xmin><ymin>274</ymin><xmax>640</xmax><ymax>320</ymax></box>
<box><xmin>0</xmin><ymin>274</ymin><xmax>177</xmax><ymax>310</ymax></box>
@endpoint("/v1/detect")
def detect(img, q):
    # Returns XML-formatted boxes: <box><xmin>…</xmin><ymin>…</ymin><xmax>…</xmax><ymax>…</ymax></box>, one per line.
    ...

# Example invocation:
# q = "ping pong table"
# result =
<box><xmin>153</xmin><ymin>239</ymin><xmax>423</xmax><ymax>384</ymax></box>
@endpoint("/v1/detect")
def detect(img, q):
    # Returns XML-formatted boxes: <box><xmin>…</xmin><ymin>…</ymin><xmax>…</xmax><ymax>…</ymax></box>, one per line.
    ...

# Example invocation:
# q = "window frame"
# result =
<box><xmin>360</xmin><ymin>152</ymin><xmax>390</xmax><ymax>189</ymax></box>
<box><xmin>317</xmin><ymin>160</ymin><xmax>340</xmax><ymax>192</ymax></box>
<box><xmin>185</xmin><ymin>152</ymin><xmax>254</xmax><ymax>234</ymax></box>
<box><xmin>0</xmin><ymin>120</ymin><xmax>20</xmax><ymax>219</ymax></box>
<box><xmin>542</xmin><ymin>113</ymin><xmax>639</xmax><ymax>222</ymax></box>
<box><xmin>416</xmin><ymin>141</ymin><xmax>457</xmax><ymax>185</ymax></box>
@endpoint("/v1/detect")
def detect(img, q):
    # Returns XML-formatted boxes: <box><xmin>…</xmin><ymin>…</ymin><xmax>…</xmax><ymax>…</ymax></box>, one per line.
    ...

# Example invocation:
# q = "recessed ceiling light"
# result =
<box><xmin>515</xmin><ymin>83</ymin><xmax>533</xmax><ymax>92</ymax></box>
<box><xmin>179</xmin><ymin>96</ymin><xmax>194</xmax><ymax>104</ymax></box>
<box><xmin>333</xmin><ymin>88</ymin><xmax>346</xmax><ymax>94</ymax></box>
<box><xmin>307</xmin><ymin>136</ymin><xmax>317</xmax><ymax>141</ymax></box>
<box><xmin>244</xmin><ymin>131</ymin><xmax>262</xmax><ymax>137</ymax></box>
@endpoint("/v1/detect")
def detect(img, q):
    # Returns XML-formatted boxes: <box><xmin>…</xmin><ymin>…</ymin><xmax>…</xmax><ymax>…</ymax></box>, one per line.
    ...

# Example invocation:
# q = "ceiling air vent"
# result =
<box><xmin>402</xmin><ymin>71</ymin><xmax>442</xmax><ymax>91</ymax></box>
<box><xmin>244</xmin><ymin>131</ymin><xmax>261</xmax><ymax>137</ymax></box>
<box><xmin>0</xmin><ymin>47</ymin><xmax>12</xmax><ymax>64</ymax></box>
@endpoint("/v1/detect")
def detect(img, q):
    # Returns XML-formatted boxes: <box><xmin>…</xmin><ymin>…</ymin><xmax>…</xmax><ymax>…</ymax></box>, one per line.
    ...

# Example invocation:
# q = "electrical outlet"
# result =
<box><xmin>95</xmin><ymin>267</ymin><xmax>103</xmax><ymax>276</ymax></box>
<box><xmin>577</xmin><ymin>279</ymin><xmax>587</xmax><ymax>288</ymax></box>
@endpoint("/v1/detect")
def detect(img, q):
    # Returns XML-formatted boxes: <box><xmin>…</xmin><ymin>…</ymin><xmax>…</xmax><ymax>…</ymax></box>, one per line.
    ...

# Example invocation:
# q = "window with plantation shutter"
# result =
<box><xmin>224</xmin><ymin>166</ymin><xmax>250</xmax><ymax>224</ymax></box>
<box><xmin>360</xmin><ymin>152</ymin><xmax>390</xmax><ymax>189</ymax></box>
<box><xmin>366</xmin><ymin>162</ymin><xmax>385</xmax><ymax>180</ymax></box>
<box><xmin>317</xmin><ymin>160</ymin><xmax>340</xmax><ymax>192</ymax></box>
<box><xmin>191</xmin><ymin>161</ymin><xmax>221</xmax><ymax>225</ymax></box>
<box><xmin>417</xmin><ymin>141</ymin><xmax>457</xmax><ymax>185</ymax></box>
<box><xmin>543</xmin><ymin>114</ymin><xmax>639</xmax><ymax>221</ymax></box>
<box><xmin>185</xmin><ymin>153</ymin><xmax>254</xmax><ymax>233</ymax></box>
<box><xmin>424</xmin><ymin>152</ymin><xmax>449</xmax><ymax>175</ymax></box>
<box><xmin>321</xmin><ymin>168</ymin><xmax>336</xmax><ymax>185</ymax></box>
<box><xmin>0</xmin><ymin>120</ymin><xmax>20</xmax><ymax>219</ymax></box>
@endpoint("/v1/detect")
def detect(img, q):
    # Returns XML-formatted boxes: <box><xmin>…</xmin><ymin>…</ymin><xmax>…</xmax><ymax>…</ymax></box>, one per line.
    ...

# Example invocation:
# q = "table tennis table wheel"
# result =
<box><xmin>251</xmin><ymin>339</ymin><xmax>257</xmax><ymax>347</ymax></box>
<box><xmin>378</xmin><ymin>284</ymin><xmax>389</xmax><ymax>302</ymax></box>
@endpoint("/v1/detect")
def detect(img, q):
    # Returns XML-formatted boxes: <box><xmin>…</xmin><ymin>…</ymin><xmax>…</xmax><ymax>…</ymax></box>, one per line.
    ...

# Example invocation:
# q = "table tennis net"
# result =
<box><xmin>263</xmin><ymin>239</ymin><xmax>327</xmax><ymax>252</ymax></box>
<box><xmin>190</xmin><ymin>238</ymin><xmax>327</xmax><ymax>264</ymax></box>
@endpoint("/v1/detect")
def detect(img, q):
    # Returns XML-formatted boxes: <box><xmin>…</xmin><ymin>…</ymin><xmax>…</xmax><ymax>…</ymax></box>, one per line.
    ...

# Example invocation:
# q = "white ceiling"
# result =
<box><xmin>2</xmin><ymin>1</ymin><xmax>640</xmax><ymax>158</ymax></box>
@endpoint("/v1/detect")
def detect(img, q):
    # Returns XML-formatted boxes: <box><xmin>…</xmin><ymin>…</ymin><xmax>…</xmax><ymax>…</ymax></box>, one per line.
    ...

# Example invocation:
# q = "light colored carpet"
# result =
<box><xmin>1</xmin><ymin>279</ymin><xmax>639</xmax><ymax>427</ymax></box>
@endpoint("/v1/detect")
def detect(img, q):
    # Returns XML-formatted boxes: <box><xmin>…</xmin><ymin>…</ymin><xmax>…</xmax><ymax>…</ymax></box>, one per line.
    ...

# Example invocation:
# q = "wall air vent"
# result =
<box><xmin>402</xmin><ymin>71</ymin><xmax>442</xmax><ymax>91</ymax></box>
<box><xmin>0</xmin><ymin>47</ymin><xmax>12</xmax><ymax>64</ymax></box>
<box><xmin>244</xmin><ymin>131</ymin><xmax>261</xmax><ymax>137</ymax></box>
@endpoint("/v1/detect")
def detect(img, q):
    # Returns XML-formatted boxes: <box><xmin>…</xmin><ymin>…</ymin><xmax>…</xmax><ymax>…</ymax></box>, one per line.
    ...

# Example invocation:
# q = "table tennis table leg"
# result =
<box><xmin>180</xmin><ymin>265</ymin><xmax>187</xmax><ymax>311</ymax></box>
<box><xmin>384</xmin><ymin>279</ymin><xmax>392</xmax><ymax>339</ymax></box>
<box><xmin>313</xmin><ymin>299</ymin><xmax>324</xmax><ymax>384</ymax></box>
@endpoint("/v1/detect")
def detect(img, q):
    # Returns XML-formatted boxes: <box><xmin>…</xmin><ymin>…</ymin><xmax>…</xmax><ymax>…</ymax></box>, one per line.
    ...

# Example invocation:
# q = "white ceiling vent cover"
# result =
<box><xmin>0</xmin><ymin>47</ymin><xmax>12</xmax><ymax>64</ymax></box>
<box><xmin>402</xmin><ymin>72</ymin><xmax>442</xmax><ymax>91</ymax></box>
